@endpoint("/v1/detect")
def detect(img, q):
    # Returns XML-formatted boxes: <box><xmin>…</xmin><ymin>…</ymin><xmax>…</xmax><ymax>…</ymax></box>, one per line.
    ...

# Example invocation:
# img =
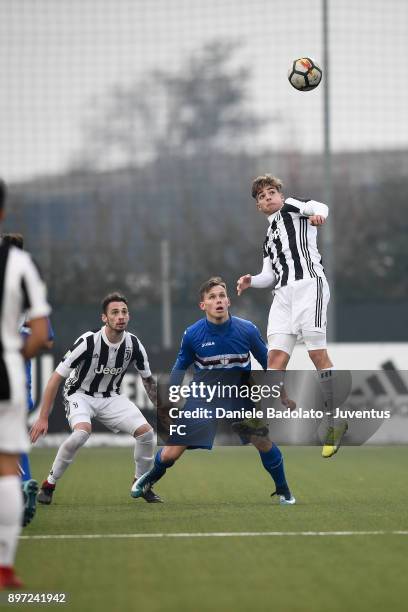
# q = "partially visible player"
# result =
<box><xmin>237</xmin><ymin>175</ymin><xmax>347</xmax><ymax>457</ymax></box>
<box><xmin>19</xmin><ymin>321</ymin><xmax>54</xmax><ymax>525</ymax></box>
<box><xmin>2</xmin><ymin>233</ymin><xmax>54</xmax><ymax>527</ymax></box>
<box><xmin>132</xmin><ymin>277</ymin><xmax>295</xmax><ymax>505</ymax></box>
<box><xmin>0</xmin><ymin>180</ymin><xmax>51</xmax><ymax>590</ymax></box>
<box><xmin>30</xmin><ymin>292</ymin><xmax>162</xmax><ymax>504</ymax></box>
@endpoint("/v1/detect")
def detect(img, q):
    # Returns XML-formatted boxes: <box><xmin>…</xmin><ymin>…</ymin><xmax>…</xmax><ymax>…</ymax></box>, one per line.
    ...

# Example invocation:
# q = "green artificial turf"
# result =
<box><xmin>13</xmin><ymin>446</ymin><xmax>408</xmax><ymax>611</ymax></box>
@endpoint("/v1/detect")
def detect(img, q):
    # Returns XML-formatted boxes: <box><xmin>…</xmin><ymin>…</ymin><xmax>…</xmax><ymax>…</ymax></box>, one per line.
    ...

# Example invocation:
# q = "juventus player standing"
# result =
<box><xmin>237</xmin><ymin>175</ymin><xmax>347</xmax><ymax>458</ymax></box>
<box><xmin>0</xmin><ymin>180</ymin><xmax>51</xmax><ymax>590</ymax></box>
<box><xmin>30</xmin><ymin>293</ymin><xmax>162</xmax><ymax>503</ymax></box>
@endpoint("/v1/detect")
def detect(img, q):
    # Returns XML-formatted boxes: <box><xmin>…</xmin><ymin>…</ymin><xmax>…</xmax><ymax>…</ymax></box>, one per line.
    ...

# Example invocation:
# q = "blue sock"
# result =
<box><xmin>259</xmin><ymin>444</ymin><xmax>289</xmax><ymax>493</ymax></box>
<box><xmin>144</xmin><ymin>449</ymin><xmax>175</xmax><ymax>486</ymax></box>
<box><xmin>20</xmin><ymin>453</ymin><xmax>32</xmax><ymax>482</ymax></box>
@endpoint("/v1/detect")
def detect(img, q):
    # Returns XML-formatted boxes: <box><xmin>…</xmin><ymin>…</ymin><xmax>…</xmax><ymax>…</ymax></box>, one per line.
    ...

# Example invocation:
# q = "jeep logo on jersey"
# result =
<box><xmin>94</xmin><ymin>365</ymin><xmax>123</xmax><ymax>375</ymax></box>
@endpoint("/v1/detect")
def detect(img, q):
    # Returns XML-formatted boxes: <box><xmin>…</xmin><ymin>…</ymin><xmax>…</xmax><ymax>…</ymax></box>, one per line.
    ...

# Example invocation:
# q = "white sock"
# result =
<box><xmin>48</xmin><ymin>429</ymin><xmax>90</xmax><ymax>484</ymax></box>
<box><xmin>317</xmin><ymin>367</ymin><xmax>335</xmax><ymax>415</ymax></box>
<box><xmin>0</xmin><ymin>475</ymin><xmax>23</xmax><ymax>565</ymax></box>
<box><xmin>134</xmin><ymin>429</ymin><xmax>155</xmax><ymax>479</ymax></box>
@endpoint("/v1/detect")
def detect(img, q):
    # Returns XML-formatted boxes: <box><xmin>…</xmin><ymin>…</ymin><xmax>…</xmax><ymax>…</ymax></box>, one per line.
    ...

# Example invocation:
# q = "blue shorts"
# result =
<box><xmin>166</xmin><ymin>400</ymin><xmax>218</xmax><ymax>449</ymax></box>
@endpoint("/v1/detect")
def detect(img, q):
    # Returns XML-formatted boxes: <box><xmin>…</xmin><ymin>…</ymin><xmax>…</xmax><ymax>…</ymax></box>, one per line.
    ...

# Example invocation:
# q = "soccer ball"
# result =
<box><xmin>288</xmin><ymin>57</ymin><xmax>322</xmax><ymax>91</ymax></box>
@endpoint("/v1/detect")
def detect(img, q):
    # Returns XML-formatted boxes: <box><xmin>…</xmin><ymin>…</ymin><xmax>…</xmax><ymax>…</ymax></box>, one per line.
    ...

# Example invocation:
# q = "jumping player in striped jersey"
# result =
<box><xmin>30</xmin><ymin>292</ymin><xmax>162</xmax><ymax>504</ymax></box>
<box><xmin>237</xmin><ymin>175</ymin><xmax>347</xmax><ymax>458</ymax></box>
<box><xmin>132</xmin><ymin>277</ymin><xmax>295</xmax><ymax>505</ymax></box>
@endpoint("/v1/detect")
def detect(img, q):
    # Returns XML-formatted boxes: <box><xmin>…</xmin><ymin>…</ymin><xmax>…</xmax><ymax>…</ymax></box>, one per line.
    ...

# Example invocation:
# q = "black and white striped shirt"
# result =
<box><xmin>56</xmin><ymin>327</ymin><xmax>152</xmax><ymax>398</ymax></box>
<box><xmin>262</xmin><ymin>197</ymin><xmax>328</xmax><ymax>289</ymax></box>
<box><xmin>0</xmin><ymin>241</ymin><xmax>51</xmax><ymax>401</ymax></box>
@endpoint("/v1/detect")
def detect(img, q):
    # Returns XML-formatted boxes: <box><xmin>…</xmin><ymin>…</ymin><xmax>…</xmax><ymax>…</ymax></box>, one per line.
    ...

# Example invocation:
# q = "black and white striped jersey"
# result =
<box><xmin>262</xmin><ymin>197</ymin><xmax>328</xmax><ymax>289</ymax></box>
<box><xmin>56</xmin><ymin>326</ymin><xmax>152</xmax><ymax>398</ymax></box>
<box><xmin>0</xmin><ymin>241</ymin><xmax>51</xmax><ymax>401</ymax></box>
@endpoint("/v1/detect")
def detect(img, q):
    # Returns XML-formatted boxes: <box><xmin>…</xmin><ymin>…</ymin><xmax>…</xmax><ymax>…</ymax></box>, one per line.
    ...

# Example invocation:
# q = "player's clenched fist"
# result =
<box><xmin>237</xmin><ymin>274</ymin><xmax>251</xmax><ymax>296</ymax></box>
<box><xmin>309</xmin><ymin>215</ymin><xmax>326</xmax><ymax>226</ymax></box>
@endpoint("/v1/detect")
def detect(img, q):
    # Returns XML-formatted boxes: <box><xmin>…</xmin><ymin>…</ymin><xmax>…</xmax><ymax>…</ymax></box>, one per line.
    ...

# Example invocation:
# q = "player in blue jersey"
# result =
<box><xmin>131</xmin><ymin>277</ymin><xmax>295</xmax><ymax>505</ymax></box>
<box><xmin>2</xmin><ymin>233</ymin><xmax>54</xmax><ymax>526</ymax></box>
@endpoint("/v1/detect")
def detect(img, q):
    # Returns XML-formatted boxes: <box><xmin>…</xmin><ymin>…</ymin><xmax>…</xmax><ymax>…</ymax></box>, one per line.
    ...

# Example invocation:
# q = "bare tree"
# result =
<box><xmin>73</xmin><ymin>40</ymin><xmax>267</xmax><ymax>171</ymax></box>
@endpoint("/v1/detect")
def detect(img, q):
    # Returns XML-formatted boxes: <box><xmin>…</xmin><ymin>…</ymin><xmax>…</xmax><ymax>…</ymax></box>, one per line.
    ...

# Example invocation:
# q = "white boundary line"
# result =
<box><xmin>20</xmin><ymin>530</ymin><xmax>408</xmax><ymax>540</ymax></box>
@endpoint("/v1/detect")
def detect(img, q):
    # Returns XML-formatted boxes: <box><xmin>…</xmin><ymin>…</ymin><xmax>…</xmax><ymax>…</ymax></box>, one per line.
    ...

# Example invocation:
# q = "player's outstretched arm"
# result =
<box><xmin>30</xmin><ymin>371</ymin><xmax>65</xmax><ymax>442</ymax></box>
<box><xmin>237</xmin><ymin>257</ymin><xmax>276</xmax><ymax>295</ymax></box>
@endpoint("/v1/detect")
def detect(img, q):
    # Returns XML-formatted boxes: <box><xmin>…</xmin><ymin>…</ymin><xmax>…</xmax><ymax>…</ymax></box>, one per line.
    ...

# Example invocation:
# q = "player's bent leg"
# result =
<box><xmin>250</xmin><ymin>440</ymin><xmax>296</xmax><ymax>505</ymax></box>
<box><xmin>131</xmin><ymin>445</ymin><xmax>186</xmax><ymax>499</ymax></box>
<box><xmin>0</xmin><ymin>455</ymin><xmax>24</xmax><ymax>589</ymax></box>
<box><xmin>38</xmin><ymin>424</ymin><xmax>91</xmax><ymax>505</ymax></box>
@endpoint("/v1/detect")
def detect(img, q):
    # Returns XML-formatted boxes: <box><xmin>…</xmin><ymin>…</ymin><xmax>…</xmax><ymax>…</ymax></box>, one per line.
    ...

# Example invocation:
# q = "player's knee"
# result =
<box><xmin>161</xmin><ymin>446</ymin><xmax>185</xmax><ymax>463</ymax></box>
<box><xmin>66</xmin><ymin>429</ymin><xmax>90</xmax><ymax>452</ymax></box>
<box><xmin>135</xmin><ymin>428</ymin><xmax>155</xmax><ymax>445</ymax></box>
<box><xmin>133</xmin><ymin>423</ymin><xmax>153</xmax><ymax>438</ymax></box>
<box><xmin>268</xmin><ymin>349</ymin><xmax>290</xmax><ymax>369</ymax></box>
<box><xmin>73</xmin><ymin>422</ymin><xmax>91</xmax><ymax>434</ymax></box>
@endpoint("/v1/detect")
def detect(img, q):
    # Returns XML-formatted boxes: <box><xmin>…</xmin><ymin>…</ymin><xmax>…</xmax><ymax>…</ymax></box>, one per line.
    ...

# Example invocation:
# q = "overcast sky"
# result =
<box><xmin>0</xmin><ymin>0</ymin><xmax>407</xmax><ymax>181</ymax></box>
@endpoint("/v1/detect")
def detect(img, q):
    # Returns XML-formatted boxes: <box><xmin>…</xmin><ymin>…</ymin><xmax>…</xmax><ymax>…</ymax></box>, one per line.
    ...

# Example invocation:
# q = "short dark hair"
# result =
<box><xmin>199</xmin><ymin>276</ymin><xmax>227</xmax><ymax>301</ymax></box>
<box><xmin>101</xmin><ymin>292</ymin><xmax>128</xmax><ymax>314</ymax></box>
<box><xmin>251</xmin><ymin>174</ymin><xmax>283</xmax><ymax>199</ymax></box>
<box><xmin>0</xmin><ymin>179</ymin><xmax>6</xmax><ymax>210</ymax></box>
<box><xmin>2</xmin><ymin>233</ymin><xmax>24</xmax><ymax>249</ymax></box>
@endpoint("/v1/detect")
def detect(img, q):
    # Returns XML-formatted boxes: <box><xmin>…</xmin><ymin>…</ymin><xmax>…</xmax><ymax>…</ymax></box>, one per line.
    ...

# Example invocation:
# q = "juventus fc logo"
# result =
<box><xmin>270</xmin><ymin>228</ymin><xmax>281</xmax><ymax>241</ymax></box>
<box><xmin>125</xmin><ymin>348</ymin><xmax>132</xmax><ymax>361</ymax></box>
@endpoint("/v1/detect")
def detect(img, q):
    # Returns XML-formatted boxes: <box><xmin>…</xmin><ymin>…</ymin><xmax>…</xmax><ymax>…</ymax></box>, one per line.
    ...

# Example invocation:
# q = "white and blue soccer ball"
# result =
<box><xmin>288</xmin><ymin>57</ymin><xmax>322</xmax><ymax>92</ymax></box>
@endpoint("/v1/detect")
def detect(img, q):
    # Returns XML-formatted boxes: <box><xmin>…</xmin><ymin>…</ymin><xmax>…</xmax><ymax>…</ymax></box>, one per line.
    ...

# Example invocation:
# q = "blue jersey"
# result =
<box><xmin>166</xmin><ymin>316</ymin><xmax>267</xmax><ymax>447</ymax></box>
<box><xmin>171</xmin><ymin>315</ymin><xmax>267</xmax><ymax>380</ymax></box>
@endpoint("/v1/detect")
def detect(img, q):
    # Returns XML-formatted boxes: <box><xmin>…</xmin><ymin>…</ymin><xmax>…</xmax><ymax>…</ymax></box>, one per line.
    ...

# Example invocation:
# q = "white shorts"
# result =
<box><xmin>267</xmin><ymin>277</ymin><xmax>330</xmax><ymax>353</ymax></box>
<box><xmin>63</xmin><ymin>392</ymin><xmax>148</xmax><ymax>435</ymax></box>
<box><xmin>0</xmin><ymin>353</ymin><xmax>29</xmax><ymax>453</ymax></box>
<box><xmin>0</xmin><ymin>400</ymin><xmax>30</xmax><ymax>454</ymax></box>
